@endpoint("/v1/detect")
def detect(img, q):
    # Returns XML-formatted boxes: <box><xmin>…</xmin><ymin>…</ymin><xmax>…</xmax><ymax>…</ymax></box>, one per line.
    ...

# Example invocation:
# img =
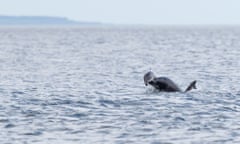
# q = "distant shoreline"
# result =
<box><xmin>0</xmin><ymin>15</ymin><xmax>100</xmax><ymax>25</ymax></box>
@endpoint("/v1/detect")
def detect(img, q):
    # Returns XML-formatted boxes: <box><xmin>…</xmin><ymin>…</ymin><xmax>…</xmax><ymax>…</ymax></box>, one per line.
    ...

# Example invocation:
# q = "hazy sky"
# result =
<box><xmin>0</xmin><ymin>0</ymin><xmax>240</xmax><ymax>25</ymax></box>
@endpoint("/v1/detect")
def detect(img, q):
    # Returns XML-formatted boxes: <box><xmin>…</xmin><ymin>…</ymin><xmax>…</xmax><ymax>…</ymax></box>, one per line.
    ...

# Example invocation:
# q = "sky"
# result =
<box><xmin>0</xmin><ymin>0</ymin><xmax>240</xmax><ymax>25</ymax></box>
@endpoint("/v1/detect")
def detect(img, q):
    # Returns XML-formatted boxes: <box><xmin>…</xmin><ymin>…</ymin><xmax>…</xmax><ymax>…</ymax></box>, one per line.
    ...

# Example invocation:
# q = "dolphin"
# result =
<box><xmin>144</xmin><ymin>71</ymin><xmax>197</xmax><ymax>92</ymax></box>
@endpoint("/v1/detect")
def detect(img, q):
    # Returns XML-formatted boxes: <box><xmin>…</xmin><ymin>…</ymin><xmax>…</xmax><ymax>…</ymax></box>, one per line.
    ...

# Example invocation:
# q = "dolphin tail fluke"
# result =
<box><xmin>184</xmin><ymin>80</ymin><xmax>197</xmax><ymax>92</ymax></box>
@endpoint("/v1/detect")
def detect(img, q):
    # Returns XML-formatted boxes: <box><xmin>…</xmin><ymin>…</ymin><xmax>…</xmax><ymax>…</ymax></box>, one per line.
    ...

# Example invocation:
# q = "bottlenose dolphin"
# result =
<box><xmin>144</xmin><ymin>71</ymin><xmax>197</xmax><ymax>92</ymax></box>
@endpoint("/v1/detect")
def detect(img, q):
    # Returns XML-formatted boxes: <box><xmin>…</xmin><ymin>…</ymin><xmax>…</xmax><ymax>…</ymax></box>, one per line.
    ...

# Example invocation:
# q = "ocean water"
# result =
<box><xmin>0</xmin><ymin>26</ymin><xmax>239</xmax><ymax>144</ymax></box>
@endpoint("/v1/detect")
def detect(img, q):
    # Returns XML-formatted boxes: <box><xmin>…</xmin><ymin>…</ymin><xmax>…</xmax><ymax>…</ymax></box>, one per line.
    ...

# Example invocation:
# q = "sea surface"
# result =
<box><xmin>0</xmin><ymin>26</ymin><xmax>240</xmax><ymax>144</ymax></box>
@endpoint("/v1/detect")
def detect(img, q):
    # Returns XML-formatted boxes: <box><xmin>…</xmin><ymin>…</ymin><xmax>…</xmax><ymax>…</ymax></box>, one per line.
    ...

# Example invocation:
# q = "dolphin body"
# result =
<box><xmin>144</xmin><ymin>71</ymin><xmax>197</xmax><ymax>92</ymax></box>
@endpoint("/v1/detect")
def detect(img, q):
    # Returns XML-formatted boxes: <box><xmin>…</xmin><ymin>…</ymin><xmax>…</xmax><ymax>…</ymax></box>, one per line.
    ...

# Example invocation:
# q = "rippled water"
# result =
<box><xmin>0</xmin><ymin>26</ymin><xmax>240</xmax><ymax>143</ymax></box>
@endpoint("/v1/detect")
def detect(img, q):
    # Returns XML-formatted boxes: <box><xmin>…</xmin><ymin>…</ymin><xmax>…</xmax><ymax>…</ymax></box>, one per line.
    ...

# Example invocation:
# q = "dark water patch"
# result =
<box><xmin>213</xmin><ymin>139</ymin><xmax>234</xmax><ymax>143</ymax></box>
<box><xmin>237</xmin><ymin>92</ymin><xmax>240</xmax><ymax>96</ymax></box>
<box><xmin>96</xmin><ymin>130</ymin><xmax>110</xmax><ymax>134</ymax></box>
<box><xmin>4</xmin><ymin>123</ymin><xmax>15</xmax><ymax>128</ymax></box>
<box><xmin>24</xmin><ymin>87</ymin><xmax>38</xmax><ymax>92</ymax></box>
<box><xmin>23</xmin><ymin>131</ymin><xmax>43</xmax><ymax>136</ymax></box>
<box><xmin>192</xmin><ymin>111</ymin><xmax>212</xmax><ymax>116</ymax></box>
<box><xmin>214</xmin><ymin>115</ymin><xmax>232</xmax><ymax>121</ymax></box>
<box><xmin>21</xmin><ymin>109</ymin><xmax>42</xmax><ymax>117</ymax></box>
<box><xmin>116</xmin><ymin>133</ymin><xmax>129</xmax><ymax>139</ymax></box>
<box><xmin>76</xmin><ymin>100</ymin><xmax>92</xmax><ymax>105</ymax></box>
<box><xmin>174</xmin><ymin>116</ymin><xmax>185</xmax><ymax>121</ymax></box>
<box><xmin>139</xmin><ymin>98</ymin><xmax>162</xmax><ymax>103</ymax></box>
<box><xmin>52</xmin><ymin>127</ymin><xmax>73</xmax><ymax>132</ymax></box>
<box><xmin>139</xmin><ymin>120</ymin><xmax>153</xmax><ymax>125</ymax></box>
<box><xmin>75</xmin><ymin>100</ymin><xmax>96</xmax><ymax>109</ymax></box>
<box><xmin>27</xmin><ymin>98</ymin><xmax>42</xmax><ymax>103</ymax></box>
<box><xmin>151</xmin><ymin>141</ymin><xmax>173</xmax><ymax>144</ymax></box>
<box><xmin>0</xmin><ymin>119</ymin><xmax>9</xmax><ymax>123</ymax></box>
<box><xmin>221</xmin><ymin>106</ymin><xmax>238</xmax><ymax>112</ymax></box>
<box><xmin>141</xmin><ymin>128</ymin><xmax>153</xmax><ymax>132</ymax></box>
<box><xmin>69</xmin><ymin>113</ymin><xmax>88</xmax><ymax>118</ymax></box>
<box><xmin>18</xmin><ymin>98</ymin><xmax>45</xmax><ymax>106</ymax></box>
<box><xmin>70</xmin><ymin>130</ymin><xmax>86</xmax><ymax>134</ymax></box>
<box><xmin>10</xmin><ymin>105</ymin><xmax>22</xmax><ymax>111</ymax></box>
<box><xmin>188</xmin><ymin>127</ymin><xmax>201</xmax><ymax>131</ymax></box>
<box><xmin>134</xmin><ymin>133</ymin><xmax>158</xmax><ymax>139</ymax></box>
<box><xmin>230</xmin><ymin>131</ymin><xmax>240</xmax><ymax>137</ymax></box>
<box><xmin>99</xmin><ymin>125</ymin><xmax>120</xmax><ymax>129</ymax></box>
<box><xmin>11</xmin><ymin>91</ymin><xmax>25</xmax><ymax>97</ymax></box>
<box><xmin>115</xmin><ymin>140</ymin><xmax>137</xmax><ymax>144</ymax></box>
<box><xmin>63</xmin><ymin>138</ymin><xmax>84</xmax><ymax>142</ymax></box>
<box><xmin>46</xmin><ymin>99</ymin><xmax>74</xmax><ymax>105</ymax></box>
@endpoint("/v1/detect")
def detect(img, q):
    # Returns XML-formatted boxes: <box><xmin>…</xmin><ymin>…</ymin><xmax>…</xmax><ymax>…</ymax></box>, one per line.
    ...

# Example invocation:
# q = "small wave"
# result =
<box><xmin>98</xmin><ymin>99</ymin><xmax>121</xmax><ymax>108</ymax></box>
<box><xmin>23</xmin><ymin>131</ymin><xmax>43</xmax><ymax>136</ymax></box>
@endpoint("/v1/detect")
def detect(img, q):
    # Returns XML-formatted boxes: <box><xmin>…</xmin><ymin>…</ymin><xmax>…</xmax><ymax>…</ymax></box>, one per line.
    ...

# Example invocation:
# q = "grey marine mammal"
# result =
<box><xmin>144</xmin><ymin>71</ymin><xmax>197</xmax><ymax>92</ymax></box>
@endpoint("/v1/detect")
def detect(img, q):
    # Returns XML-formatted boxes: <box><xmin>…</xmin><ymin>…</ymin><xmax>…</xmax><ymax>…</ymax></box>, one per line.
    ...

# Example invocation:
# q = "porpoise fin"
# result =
<box><xmin>184</xmin><ymin>80</ymin><xmax>197</xmax><ymax>92</ymax></box>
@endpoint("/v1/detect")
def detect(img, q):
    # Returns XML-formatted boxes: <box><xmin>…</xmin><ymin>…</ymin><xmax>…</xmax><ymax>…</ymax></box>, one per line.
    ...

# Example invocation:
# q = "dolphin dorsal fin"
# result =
<box><xmin>185</xmin><ymin>80</ymin><xmax>197</xmax><ymax>92</ymax></box>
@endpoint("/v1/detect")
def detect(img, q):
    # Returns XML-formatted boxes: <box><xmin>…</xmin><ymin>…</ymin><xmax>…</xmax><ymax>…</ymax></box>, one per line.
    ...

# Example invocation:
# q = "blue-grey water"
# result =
<box><xmin>0</xmin><ymin>26</ymin><xmax>240</xmax><ymax>144</ymax></box>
